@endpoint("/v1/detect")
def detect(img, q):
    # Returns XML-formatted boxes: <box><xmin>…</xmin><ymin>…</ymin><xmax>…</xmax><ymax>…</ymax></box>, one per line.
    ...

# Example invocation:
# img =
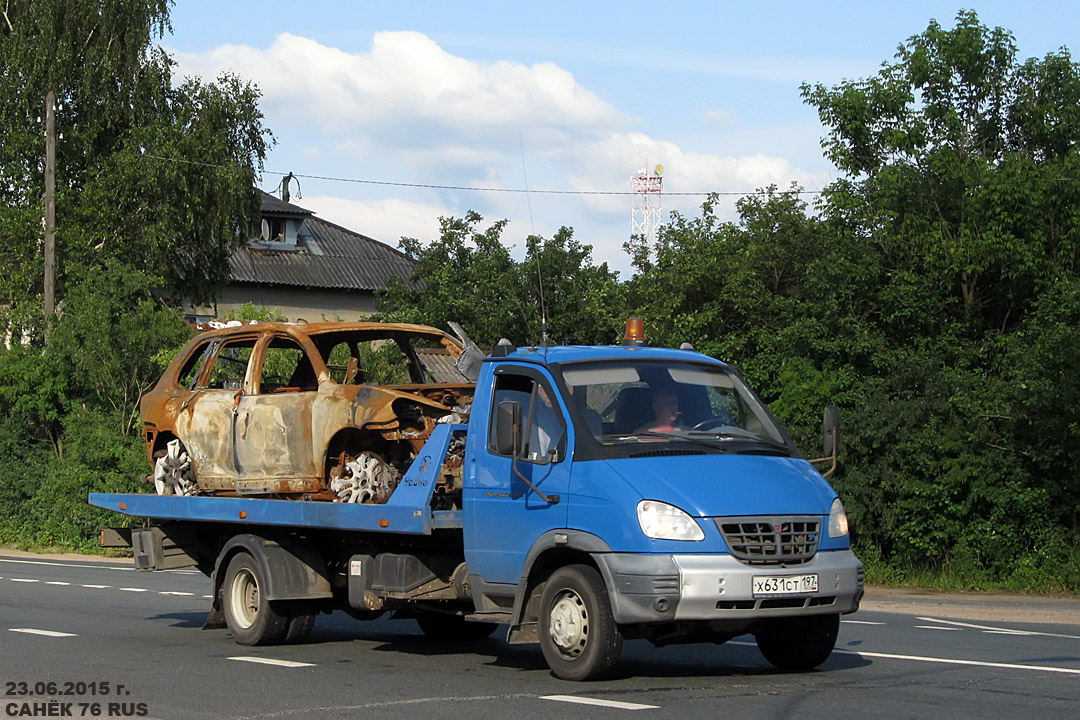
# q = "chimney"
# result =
<box><xmin>282</xmin><ymin>172</ymin><xmax>293</xmax><ymax>203</ymax></box>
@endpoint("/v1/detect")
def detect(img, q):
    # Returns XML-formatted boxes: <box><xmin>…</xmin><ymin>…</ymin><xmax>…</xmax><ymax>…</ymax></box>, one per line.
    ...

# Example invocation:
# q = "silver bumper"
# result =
<box><xmin>595</xmin><ymin>550</ymin><xmax>863</xmax><ymax>625</ymax></box>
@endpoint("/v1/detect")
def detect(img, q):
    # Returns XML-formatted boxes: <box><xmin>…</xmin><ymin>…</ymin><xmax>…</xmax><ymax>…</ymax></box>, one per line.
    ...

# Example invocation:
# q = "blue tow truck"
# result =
<box><xmin>91</xmin><ymin>320</ymin><xmax>862</xmax><ymax>681</ymax></box>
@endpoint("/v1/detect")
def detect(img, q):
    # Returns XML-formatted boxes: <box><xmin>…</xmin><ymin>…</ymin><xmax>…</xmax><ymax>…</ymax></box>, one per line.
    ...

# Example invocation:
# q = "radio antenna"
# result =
<box><xmin>520</xmin><ymin>130</ymin><xmax>548</xmax><ymax>346</ymax></box>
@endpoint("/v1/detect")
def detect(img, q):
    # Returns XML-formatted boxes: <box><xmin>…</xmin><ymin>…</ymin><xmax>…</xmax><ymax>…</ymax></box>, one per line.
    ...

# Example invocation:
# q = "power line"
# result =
<box><xmin>138</xmin><ymin>152</ymin><xmax>823</xmax><ymax>198</ymax></box>
<box><xmin>280</xmin><ymin>170</ymin><xmax>823</xmax><ymax>197</ymax></box>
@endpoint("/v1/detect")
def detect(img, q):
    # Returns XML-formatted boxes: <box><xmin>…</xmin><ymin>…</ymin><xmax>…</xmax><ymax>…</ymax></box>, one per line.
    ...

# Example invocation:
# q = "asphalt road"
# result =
<box><xmin>1</xmin><ymin>553</ymin><xmax>1078</xmax><ymax>720</ymax></box>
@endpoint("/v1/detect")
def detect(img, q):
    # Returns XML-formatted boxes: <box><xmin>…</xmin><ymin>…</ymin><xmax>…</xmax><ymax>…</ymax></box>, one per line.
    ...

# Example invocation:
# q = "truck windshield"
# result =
<box><xmin>559</xmin><ymin>359</ymin><xmax>790</xmax><ymax>453</ymax></box>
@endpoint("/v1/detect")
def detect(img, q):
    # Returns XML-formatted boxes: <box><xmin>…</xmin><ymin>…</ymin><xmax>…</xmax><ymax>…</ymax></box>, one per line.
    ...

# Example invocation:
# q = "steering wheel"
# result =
<box><xmin>690</xmin><ymin>416</ymin><xmax>733</xmax><ymax>432</ymax></box>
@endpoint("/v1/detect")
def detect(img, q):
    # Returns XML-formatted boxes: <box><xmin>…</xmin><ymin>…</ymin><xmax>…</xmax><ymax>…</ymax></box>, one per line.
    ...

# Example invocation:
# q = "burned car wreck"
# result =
<box><xmin>142</xmin><ymin>321</ymin><xmax>481</xmax><ymax>507</ymax></box>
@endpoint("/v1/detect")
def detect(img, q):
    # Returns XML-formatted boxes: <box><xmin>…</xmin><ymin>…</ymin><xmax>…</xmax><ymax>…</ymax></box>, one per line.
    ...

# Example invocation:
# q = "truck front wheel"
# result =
<box><xmin>223</xmin><ymin>552</ymin><xmax>289</xmax><ymax>645</ymax></box>
<box><xmin>754</xmin><ymin>613</ymin><xmax>839</xmax><ymax>671</ymax></box>
<box><xmin>538</xmin><ymin>564</ymin><xmax>622</xmax><ymax>681</ymax></box>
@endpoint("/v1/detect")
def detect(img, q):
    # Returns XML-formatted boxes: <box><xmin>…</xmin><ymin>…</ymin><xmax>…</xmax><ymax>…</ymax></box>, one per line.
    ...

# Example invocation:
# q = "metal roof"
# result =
<box><xmin>228</xmin><ymin>193</ymin><xmax>417</xmax><ymax>292</ymax></box>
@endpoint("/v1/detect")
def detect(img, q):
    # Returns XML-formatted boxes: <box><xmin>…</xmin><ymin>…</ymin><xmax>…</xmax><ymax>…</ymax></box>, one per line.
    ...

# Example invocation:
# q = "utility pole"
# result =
<box><xmin>44</xmin><ymin>90</ymin><xmax>56</xmax><ymax>336</ymax></box>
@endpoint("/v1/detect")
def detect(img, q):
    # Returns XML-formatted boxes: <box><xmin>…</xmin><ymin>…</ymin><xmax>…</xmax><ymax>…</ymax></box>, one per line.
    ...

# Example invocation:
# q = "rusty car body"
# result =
<box><xmin>141</xmin><ymin>321</ymin><xmax>478</xmax><ymax>505</ymax></box>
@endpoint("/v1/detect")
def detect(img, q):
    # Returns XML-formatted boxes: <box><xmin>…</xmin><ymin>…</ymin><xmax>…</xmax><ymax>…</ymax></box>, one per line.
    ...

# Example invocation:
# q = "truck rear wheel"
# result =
<box><xmin>415</xmin><ymin>612</ymin><xmax>498</xmax><ymax>640</ymax></box>
<box><xmin>538</xmin><ymin>564</ymin><xmax>622</xmax><ymax>681</ymax></box>
<box><xmin>754</xmin><ymin>613</ymin><xmax>839</xmax><ymax>671</ymax></box>
<box><xmin>223</xmin><ymin>552</ymin><xmax>289</xmax><ymax>645</ymax></box>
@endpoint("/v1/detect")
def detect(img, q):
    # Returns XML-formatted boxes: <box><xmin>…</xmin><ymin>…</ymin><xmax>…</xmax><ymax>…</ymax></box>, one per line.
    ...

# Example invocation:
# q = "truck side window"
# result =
<box><xmin>488</xmin><ymin>374</ymin><xmax>566</xmax><ymax>464</ymax></box>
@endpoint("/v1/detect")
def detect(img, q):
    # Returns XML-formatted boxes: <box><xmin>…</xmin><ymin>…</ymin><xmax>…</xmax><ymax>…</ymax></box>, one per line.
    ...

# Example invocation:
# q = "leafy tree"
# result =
<box><xmin>377</xmin><ymin>212</ymin><xmax>622</xmax><ymax>347</ymax></box>
<box><xmin>797</xmin><ymin>10</ymin><xmax>1080</xmax><ymax>587</ymax></box>
<box><xmin>0</xmin><ymin>0</ymin><xmax>271</xmax><ymax>342</ymax></box>
<box><xmin>802</xmin><ymin>10</ymin><xmax>1080</xmax><ymax>330</ymax></box>
<box><xmin>0</xmin><ymin>1</ymin><xmax>270</xmax><ymax>551</ymax></box>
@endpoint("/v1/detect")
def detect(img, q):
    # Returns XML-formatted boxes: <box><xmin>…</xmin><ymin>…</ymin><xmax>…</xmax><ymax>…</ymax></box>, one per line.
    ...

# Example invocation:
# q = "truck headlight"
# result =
<box><xmin>828</xmin><ymin>497</ymin><xmax>849</xmax><ymax>538</ymax></box>
<box><xmin>637</xmin><ymin>500</ymin><xmax>705</xmax><ymax>541</ymax></box>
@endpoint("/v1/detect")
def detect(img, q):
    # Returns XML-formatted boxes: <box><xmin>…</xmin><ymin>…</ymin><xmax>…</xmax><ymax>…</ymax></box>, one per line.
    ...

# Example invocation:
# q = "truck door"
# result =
<box><xmin>464</xmin><ymin>365</ymin><xmax>572</xmax><ymax>585</ymax></box>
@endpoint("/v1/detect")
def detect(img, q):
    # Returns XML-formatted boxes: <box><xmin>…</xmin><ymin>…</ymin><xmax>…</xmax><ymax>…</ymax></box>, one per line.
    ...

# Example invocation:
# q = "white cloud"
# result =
<box><xmin>300</xmin><ymin>195</ymin><xmax>449</xmax><ymax>247</ymax></box>
<box><xmin>563</xmin><ymin>132</ymin><xmax>827</xmax><ymax>215</ymax></box>
<box><xmin>175</xmin><ymin>30</ymin><xmax>829</xmax><ymax>272</ymax></box>
<box><xmin>172</xmin><ymin>31</ymin><xmax>623</xmax><ymax>136</ymax></box>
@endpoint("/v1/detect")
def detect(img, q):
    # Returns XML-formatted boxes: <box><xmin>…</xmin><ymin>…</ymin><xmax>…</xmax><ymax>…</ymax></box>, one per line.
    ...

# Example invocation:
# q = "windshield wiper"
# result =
<box><xmin>629</xmin><ymin>430</ymin><xmax>735</xmax><ymax>452</ymax></box>
<box><xmin>635</xmin><ymin>430</ymin><xmax>793</xmax><ymax>455</ymax></box>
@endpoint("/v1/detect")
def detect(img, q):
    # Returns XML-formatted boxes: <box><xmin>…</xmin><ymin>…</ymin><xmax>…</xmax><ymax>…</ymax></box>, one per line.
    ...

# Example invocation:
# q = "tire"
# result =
<box><xmin>222</xmin><ymin>552</ymin><xmax>289</xmax><ymax>646</ymax></box>
<box><xmin>538</xmin><ymin>565</ymin><xmax>622</xmax><ymax>681</ymax></box>
<box><xmin>284</xmin><ymin>601</ymin><xmax>317</xmax><ymax>644</ymax></box>
<box><xmin>415</xmin><ymin>611</ymin><xmax>498</xmax><ymax>640</ymax></box>
<box><xmin>754</xmin><ymin>613</ymin><xmax>840</xmax><ymax>671</ymax></box>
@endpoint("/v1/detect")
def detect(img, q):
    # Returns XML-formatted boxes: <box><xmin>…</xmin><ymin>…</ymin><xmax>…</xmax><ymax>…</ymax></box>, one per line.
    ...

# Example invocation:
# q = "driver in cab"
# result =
<box><xmin>635</xmin><ymin>386</ymin><xmax>684</xmax><ymax>433</ymax></box>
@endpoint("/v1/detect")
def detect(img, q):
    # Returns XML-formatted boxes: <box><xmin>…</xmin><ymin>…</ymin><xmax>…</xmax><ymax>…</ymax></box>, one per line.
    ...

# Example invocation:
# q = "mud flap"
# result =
<box><xmin>202</xmin><ymin>575</ymin><xmax>227</xmax><ymax>629</ymax></box>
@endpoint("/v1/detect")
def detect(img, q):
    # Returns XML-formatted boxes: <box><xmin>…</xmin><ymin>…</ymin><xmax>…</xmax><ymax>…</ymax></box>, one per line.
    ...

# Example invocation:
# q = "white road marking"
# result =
<box><xmin>46</xmin><ymin>581</ymin><xmax>70</xmax><ymax>586</ymax></box>
<box><xmin>916</xmin><ymin>616</ymin><xmax>1080</xmax><ymax>640</ymax></box>
<box><xmin>159</xmin><ymin>591</ymin><xmax>194</xmax><ymax>596</ymax></box>
<box><xmin>732</xmin><ymin>640</ymin><xmax>1080</xmax><ymax>675</ymax></box>
<box><xmin>10</xmin><ymin>628</ymin><xmax>77</xmax><ymax>638</ymax></box>
<box><xmin>81</xmin><ymin>584</ymin><xmax>110</xmax><ymax>589</ymax></box>
<box><xmin>10</xmin><ymin>578</ymin><xmax>39</xmax><ymax>583</ymax></box>
<box><xmin>914</xmin><ymin>625</ymin><xmax>960</xmax><ymax>631</ymax></box>
<box><xmin>119</xmin><ymin>587</ymin><xmax>148</xmax><ymax>592</ymax></box>
<box><xmin>228</xmin><ymin>656</ymin><xmax>315</xmax><ymax>668</ymax></box>
<box><xmin>833</xmin><ymin>648</ymin><xmax>1080</xmax><ymax>675</ymax></box>
<box><xmin>202</xmin><ymin>595</ymin><xmax>213</xmax><ymax>599</ymax></box>
<box><xmin>0</xmin><ymin>557</ymin><xmax>132</xmax><ymax>572</ymax></box>
<box><xmin>842</xmin><ymin>620</ymin><xmax>885</xmax><ymax>625</ymax></box>
<box><xmin>541</xmin><ymin>696</ymin><xmax>659</xmax><ymax>710</ymax></box>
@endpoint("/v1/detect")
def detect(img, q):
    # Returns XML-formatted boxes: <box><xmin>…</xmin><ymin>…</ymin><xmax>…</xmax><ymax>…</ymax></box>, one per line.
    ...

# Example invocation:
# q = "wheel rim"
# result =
<box><xmin>548</xmin><ymin>589</ymin><xmax>589</xmax><ymax>658</ymax></box>
<box><xmin>229</xmin><ymin>567</ymin><xmax>259</xmax><ymax>630</ymax></box>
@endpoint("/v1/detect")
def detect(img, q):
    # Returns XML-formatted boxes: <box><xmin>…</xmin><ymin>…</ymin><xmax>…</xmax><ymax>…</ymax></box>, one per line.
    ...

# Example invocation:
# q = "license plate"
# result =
<box><xmin>752</xmin><ymin>574</ymin><xmax>818</xmax><ymax>597</ymax></box>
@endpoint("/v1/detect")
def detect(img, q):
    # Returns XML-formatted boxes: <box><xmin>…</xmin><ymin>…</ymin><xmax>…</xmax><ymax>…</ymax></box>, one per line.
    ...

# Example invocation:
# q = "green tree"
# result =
<box><xmin>802</xmin><ymin>10</ymin><xmax>1080</xmax><ymax>330</ymax></box>
<box><xmin>377</xmin><ymin>212</ymin><xmax>622</xmax><ymax>347</ymax></box>
<box><xmin>799</xmin><ymin>10</ymin><xmax>1080</xmax><ymax>588</ymax></box>
<box><xmin>0</xmin><ymin>0</ymin><xmax>271</xmax><ymax>341</ymax></box>
<box><xmin>0</xmin><ymin>1</ymin><xmax>270</xmax><ymax>551</ymax></box>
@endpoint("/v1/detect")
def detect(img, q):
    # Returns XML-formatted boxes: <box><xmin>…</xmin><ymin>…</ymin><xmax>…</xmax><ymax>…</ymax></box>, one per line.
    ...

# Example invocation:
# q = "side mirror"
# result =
<box><xmin>822</xmin><ymin>405</ymin><xmax>839</xmax><ymax>459</ymax></box>
<box><xmin>495</xmin><ymin>401</ymin><xmax>522</xmax><ymax>457</ymax></box>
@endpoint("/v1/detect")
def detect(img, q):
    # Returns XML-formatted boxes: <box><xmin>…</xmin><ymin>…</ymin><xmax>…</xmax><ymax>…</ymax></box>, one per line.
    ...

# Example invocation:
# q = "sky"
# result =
<box><xmin>164</xmin><ymin>1</ymin><xmax>1080</xmax><ymax>277</ymax></box>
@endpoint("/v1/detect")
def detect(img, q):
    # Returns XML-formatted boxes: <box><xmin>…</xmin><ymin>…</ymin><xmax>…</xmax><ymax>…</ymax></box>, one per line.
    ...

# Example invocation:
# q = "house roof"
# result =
<box><xmin>260</xmin><ymin>192</ymin><xmax>314</xmax><ymax>216</ymax></box>
<box><xmin>227</xmin><ymin>192</ymin><xmax>416</xmax><ymax>292</ymax></box>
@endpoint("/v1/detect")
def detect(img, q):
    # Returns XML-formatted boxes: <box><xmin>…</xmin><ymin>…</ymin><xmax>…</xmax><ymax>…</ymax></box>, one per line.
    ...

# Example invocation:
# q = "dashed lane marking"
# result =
<box><xmin>842</xmin><ymin>620</ymin><xmax>885</xmax><ymax>625</ymax></box>
<box><xmin>0</xmin><ymin>557</ymin><xmax>133</xmax><ymax>572</ymax></box>
<box><xmin>8</xmin><ymin>576</ymin><xmax>208</xmax><ymax>599</ymax></box>
<box><xmin>228</xmin><ymin>656</ymin><xmax>315</xmax><ymax>668</ymax></box>
<box><xmin>541</xmin><ymin>696</ymin><xmax>659</xmax><ymax>711</ymax></box>
<box><xmin>914</xmin><ymin>625</ymin><xmax>961</xmax><ymax>631</ymax></box>
<box><xmin>9</xmin><ymin>628</ymin><xmax>77</xmax><ymax>638</ymax></box>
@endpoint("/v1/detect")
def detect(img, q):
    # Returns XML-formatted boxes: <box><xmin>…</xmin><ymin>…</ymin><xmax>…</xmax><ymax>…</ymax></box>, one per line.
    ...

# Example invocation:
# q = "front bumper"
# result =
<box><xmin>594</xmin><ymin>549</ymin><xmax>864</xmax><ymax>625</ymax></box>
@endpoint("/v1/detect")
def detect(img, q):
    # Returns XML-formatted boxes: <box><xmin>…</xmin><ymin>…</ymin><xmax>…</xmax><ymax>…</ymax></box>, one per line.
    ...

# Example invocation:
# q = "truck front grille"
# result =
<box><xmin>716</xmin><ymin>516</ymin><xmax>820</xmax><ymax>565</ymax></box>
